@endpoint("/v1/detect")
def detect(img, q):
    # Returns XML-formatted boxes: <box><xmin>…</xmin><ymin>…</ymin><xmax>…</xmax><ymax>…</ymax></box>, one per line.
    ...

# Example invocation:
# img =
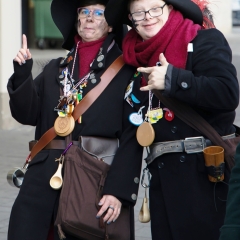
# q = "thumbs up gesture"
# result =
<box><xmin>14</xmin><ymin>34</ymin><xmax>32</xmax><ymax>65</ymax></box>
<box><xmin>137</xmin><ymin>53</ymin><xmax>169</xmax><ymax>91</ymax></box>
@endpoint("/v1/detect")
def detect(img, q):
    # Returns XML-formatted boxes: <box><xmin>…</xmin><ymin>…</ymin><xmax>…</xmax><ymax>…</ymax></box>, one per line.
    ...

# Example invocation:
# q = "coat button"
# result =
<box><xmin>181</xmin><ymin>82</ymin><xmax>188</xmax><ymax>88</ymax></box>
<box><xmin>134</xmin><ymin>177</ymin><xmax>139</xmax><ymax>184</ymax></box>
<box><xmin>171</xmin><ymin>126</ymin><xmax>177</xmax><ymax>133</ymax></box>
<box><xmin>158</xmin><ymin>162</ymin><xmax>164</xmax><ymax>169</ymax></box>
<box><xmin>180</xmin><ymin>155</ymin><xmax>186</xmax><ymax>162</ymax></box>
<box><xmin>131</xmin><ymin>194</ymin><xmax>137</xmax><ymax>200</ymax></box>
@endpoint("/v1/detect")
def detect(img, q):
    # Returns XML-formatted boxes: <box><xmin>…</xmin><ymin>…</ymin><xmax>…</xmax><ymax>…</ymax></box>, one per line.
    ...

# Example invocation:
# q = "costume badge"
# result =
<box><xmin>124</xmin><ymin>81</ymin><xmax>134</xmax><ymax>99</ymax></box>
<box><xmin>131</xmin><ymin>93</ymin><xmax>140</xmax><ymax>104</ymax></box>
<box><xmin>163</xmin><ymin>108</ymin><xmax>174</xmax><ymax>121</ymax></box>
<box><xmin>146</xmin><ymin>108</ymin><xmax>163</xmax><ymax>124</ymax></box>
<box><xmin>129</xmin><ymin>106</ymin><xmax>145</xmax><ymax>126</ymax></box>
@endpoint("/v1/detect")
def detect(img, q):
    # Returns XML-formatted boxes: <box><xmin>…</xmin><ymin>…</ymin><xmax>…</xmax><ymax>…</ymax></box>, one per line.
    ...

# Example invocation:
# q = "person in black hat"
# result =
<box><xmin>6</xmin><ymin>0</ymin><xmax>145</xmax><ymax>239</ymax></box>
<box><xmin>118</xmin><ymin>0</ymin><xmax>239</xmax><ymax>239</ymax></box>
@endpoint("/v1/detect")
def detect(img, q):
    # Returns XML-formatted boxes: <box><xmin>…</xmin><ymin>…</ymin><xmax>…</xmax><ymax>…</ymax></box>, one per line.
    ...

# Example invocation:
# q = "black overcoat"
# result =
<box><xmin>143</xmin><ymin>29</ymin><xmax>239</xmax><ymax>240</ymax></box>
<box><xmin>7</xmin><ymin>37</ymin><xmax>144</xmax><ymax>240</ymax></box>
<box><xmin>219</xmin><ymin>143</ymin><xmax>240</xmax><ymax>240</ymax></box>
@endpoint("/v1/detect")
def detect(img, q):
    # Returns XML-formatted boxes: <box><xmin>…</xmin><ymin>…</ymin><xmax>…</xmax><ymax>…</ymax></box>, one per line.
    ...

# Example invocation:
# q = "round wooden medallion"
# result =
<box><xmin>136</xmin><ymin>121</ymin><xmax>155</xmax><ymax>147</ymax></box>
<box><xmin>54</xmin><ymin>116</ymin><xmax>75</xmax><ymax>137</ymax></box>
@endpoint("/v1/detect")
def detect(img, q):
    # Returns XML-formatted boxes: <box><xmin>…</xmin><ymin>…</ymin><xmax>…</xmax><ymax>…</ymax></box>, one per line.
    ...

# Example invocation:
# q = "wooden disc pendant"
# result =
<box><xmin>54</xmin><ymin>115</ymin><xmax>75</xmax><ymax>137</ymax></box>
<box><xmin>136</xmin><ymin>121</ymin><xmax>155</xmax><ymax>147</ymax></box>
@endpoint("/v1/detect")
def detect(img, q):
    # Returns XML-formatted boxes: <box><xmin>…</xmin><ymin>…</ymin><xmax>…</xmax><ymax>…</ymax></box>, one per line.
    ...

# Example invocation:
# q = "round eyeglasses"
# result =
<box><xmin>130</xmin><ymin>3</ymin><xmax>167</xmax><ymax>21</ymax></box>
<box><xmin>77</xmin><ymin>8</ymin><xmax>105</xmax><ymax>20</ymax></box>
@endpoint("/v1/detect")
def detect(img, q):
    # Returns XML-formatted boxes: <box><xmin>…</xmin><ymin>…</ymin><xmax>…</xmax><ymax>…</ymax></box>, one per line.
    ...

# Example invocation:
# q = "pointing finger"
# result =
<box><xmin>137</xmin><ymin>67</ymin><xmax>154</xmax><ymax>74</ymax></box>
<box><xmin>140</xmin><ymin>85</ymin><xmax>152</xmax><ymax>91</ymax></box>
<box><xmin>22</xmin><ymin>34</ymin><xmax>28</xmax><ymax>50</ymax></box>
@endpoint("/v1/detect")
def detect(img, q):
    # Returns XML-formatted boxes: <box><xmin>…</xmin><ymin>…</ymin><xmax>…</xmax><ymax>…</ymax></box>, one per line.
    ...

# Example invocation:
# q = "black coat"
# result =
<box><xmin>7</xmin><ymin>37</ymin><xmax>144</xmax><ymax>240</ymax></box>
<box><xmin>219</xmin><ymin>143</ymin><xmax>240</xmax><ymax>240</ymax></box>
<box><xmin>142</xmin><ymin>29</ymin><xmax>239</xmax><ymax>240</ymax></box>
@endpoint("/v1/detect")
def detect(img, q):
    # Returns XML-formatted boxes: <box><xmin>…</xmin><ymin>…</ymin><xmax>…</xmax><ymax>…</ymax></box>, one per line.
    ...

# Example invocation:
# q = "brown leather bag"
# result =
<box><xmin>55</xmin><ymin>136</ymin><xmax>131</xmax><ymax>240</ymax></box>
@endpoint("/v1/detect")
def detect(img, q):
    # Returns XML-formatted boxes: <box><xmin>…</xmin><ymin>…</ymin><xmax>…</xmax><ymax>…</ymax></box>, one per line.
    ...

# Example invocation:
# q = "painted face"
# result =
<box><xmin>129</xmin><ymin>0</ymin><xmax>172</xmax><ymax>40</ymax></box>
<box><xmin>77</xmin><ymin>4</ymin><xmax>112</xmax><ymax>42</ymax></box>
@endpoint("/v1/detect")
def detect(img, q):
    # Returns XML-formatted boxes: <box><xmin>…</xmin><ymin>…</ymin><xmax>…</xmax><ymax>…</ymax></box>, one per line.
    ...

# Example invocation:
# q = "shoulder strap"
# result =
<box><xmin>31</xmin><ymin>55</ymin><xmax>125</xmax><ymax>159</ymax></box>
<box><xmin>152</xmin><ymin>89</ymin><xmax>224</xmax><ymax>144</ymax></box>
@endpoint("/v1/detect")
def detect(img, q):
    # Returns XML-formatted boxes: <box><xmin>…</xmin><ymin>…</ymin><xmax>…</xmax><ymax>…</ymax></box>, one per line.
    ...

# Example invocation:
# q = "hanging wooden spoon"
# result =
<box><xmin>50</xmin><ymin>156</ymin><xmax>64</xmax><ymax>190</ymax></box>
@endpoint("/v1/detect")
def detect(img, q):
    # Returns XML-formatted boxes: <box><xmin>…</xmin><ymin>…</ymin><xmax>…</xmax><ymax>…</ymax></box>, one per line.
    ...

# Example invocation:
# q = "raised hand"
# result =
<box><xmin>13</xmin><ymin>34</ymin><xmax>32</xmax><ymax>65</ymax></box>
<box><xmin>138</xmin><ymin>53</ymin><xmax>169</xmax><ymax>91</ymax></box>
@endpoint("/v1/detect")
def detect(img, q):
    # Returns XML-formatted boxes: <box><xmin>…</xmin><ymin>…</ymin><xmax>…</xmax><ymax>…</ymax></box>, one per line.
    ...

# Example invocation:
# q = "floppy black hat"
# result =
<box><xmin>51</xmin><ymin>0</ymin><xmax>126</xmax><ymax>50</ymax></box>
<box><xmin>119</xmin><ymin>0</ymin><xmax>203</xmax><ymax>27</ymax></box>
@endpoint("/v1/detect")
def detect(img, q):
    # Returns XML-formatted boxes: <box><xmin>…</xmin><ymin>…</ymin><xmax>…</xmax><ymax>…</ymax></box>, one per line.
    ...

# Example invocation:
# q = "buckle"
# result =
<box><xmin>184</xmin><ymin>136</ymin><xmax>206</xmax><ymax>154</ymax></box>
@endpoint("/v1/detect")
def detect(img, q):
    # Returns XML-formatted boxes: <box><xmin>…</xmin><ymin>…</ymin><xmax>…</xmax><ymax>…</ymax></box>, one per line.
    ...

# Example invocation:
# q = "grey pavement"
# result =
<box><xmin>0</xmin><ymin>28</ymin><xmax>240</xmax><ymax>240</ymax></box>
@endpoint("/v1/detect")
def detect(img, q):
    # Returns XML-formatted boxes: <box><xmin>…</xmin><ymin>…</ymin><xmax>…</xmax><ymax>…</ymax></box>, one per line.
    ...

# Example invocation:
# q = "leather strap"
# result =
<box><xmin>30</xmin><ymin>55</ymin><xmax>125</xmax><ymax>160</ymax></box>
<box><xmin>29</xmin><ymin>140</ymin><xmax>79</xmax><ymax>151</ymax></box>
<box><xmin>145</xmin><ymin>134</ymin><xmax>236</xmax><ymax>165</ymax></box>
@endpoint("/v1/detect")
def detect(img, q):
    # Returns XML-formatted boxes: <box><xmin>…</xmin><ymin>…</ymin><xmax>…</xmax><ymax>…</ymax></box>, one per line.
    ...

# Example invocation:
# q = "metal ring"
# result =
<box><xmin>108</xmin><ymin>206</ymin><xmax>114</xmax><ymax>211</ymax></box>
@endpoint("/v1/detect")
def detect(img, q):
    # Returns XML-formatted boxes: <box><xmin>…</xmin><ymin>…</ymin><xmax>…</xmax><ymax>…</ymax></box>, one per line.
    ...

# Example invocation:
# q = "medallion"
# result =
<box><xmin>54</xmin><ymin>115</ymin><xmax>75</xmax><ymax>137</ymax></box>
<box><xmin>136</xmin><ymin>121</ymin><xmax>155</xmax><ymax>147</ymax></box>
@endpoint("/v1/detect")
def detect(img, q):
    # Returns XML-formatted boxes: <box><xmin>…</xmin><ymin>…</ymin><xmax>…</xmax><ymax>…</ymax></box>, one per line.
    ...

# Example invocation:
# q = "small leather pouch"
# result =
<box><xmin>79</xmin><ymin>136</ymin><xmax>119</xmax><ymax>165</ymax></box>
<box><xmin>203</xmin><ymin>146</ymin><xmax>225</xmax><ymax>182</ymax></box>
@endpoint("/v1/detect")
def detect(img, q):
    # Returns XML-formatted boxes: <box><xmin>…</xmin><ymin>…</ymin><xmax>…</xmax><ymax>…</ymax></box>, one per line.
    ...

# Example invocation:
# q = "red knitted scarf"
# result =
<box><xmin>122</xmin><ymin>9</ymin><xmax>201</xmax><ymax>69</ymax></box>
<box><xmin>74</xmin><ymin>35</ymin><xmax>106</xmax><ymax>78</ymax></box>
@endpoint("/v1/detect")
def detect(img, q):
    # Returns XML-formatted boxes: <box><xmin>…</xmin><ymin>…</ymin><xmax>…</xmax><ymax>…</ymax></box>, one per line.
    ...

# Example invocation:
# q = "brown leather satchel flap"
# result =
<box><xmin>79</xmin><ymin>136</ymin><xmax>119</xmax><ymax>165</ymax></box>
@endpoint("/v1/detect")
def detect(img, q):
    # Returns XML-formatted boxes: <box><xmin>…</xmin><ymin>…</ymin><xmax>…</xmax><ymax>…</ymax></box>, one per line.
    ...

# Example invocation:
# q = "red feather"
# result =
<box><xmin>191</xmin><ymin>0</ymin><xmax>215</xmax><ymax>29</ymax></box>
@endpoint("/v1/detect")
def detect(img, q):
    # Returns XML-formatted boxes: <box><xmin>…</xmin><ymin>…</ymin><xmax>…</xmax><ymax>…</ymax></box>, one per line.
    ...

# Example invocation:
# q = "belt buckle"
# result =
<box><xmin>184</xmin><ymin>136</ymin><xmax>206</xmax><ymax>154</ymax></box>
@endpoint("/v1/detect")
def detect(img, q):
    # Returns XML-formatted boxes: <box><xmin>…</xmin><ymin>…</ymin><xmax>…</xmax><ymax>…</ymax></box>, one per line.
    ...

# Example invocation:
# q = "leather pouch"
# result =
<box><xmin>79</xmin><ymin>136</ymin><xmax>119</xmax><ymax>165</ymax></box>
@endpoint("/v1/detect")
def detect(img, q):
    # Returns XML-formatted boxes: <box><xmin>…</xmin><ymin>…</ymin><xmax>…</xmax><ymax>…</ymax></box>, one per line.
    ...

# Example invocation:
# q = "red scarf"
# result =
<box><xmin>74</xmin><ymin>35</ymin><xmax>106</xmax><ymax>78</ymax></box>
<box><xmin>122</xmin><ymin>10</ymin><xmax>201</xmax><ymax>69</ymax></box>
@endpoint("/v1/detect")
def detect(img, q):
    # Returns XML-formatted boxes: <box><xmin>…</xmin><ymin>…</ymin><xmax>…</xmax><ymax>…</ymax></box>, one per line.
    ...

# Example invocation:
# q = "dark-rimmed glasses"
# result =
<box><xmin>130</xmin><ymin>3</ymin><xmax>167</xmax><ymax>21</ymax></box>
<box><xmin>77</xmin><ymin>8</ymin><xmax>105</xmax><ymax>19</ymax></box>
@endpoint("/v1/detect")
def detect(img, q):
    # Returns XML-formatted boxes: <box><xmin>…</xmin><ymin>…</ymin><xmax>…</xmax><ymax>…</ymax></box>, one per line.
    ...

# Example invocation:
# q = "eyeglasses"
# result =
<box><xmin>77</xmin><ymin>8</ymin><xmax>105</xmax><ymax>19</ymax></box>
<box><xmin>130</xmin><ymin>3</ymin><xmax>167</xmax><ymax>21</ymax></box>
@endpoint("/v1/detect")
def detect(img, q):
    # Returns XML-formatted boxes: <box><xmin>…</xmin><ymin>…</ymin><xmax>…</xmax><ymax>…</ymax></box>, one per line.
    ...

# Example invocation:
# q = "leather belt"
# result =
<box><xmin>145</xmin><ymin>133</ymin><xmax>236</xmax><ymax>165</ymax></box>
<box><xmin>29</xmin><ymin>140</ymin><xmax>79</xmax><ymax>151</ymax></box>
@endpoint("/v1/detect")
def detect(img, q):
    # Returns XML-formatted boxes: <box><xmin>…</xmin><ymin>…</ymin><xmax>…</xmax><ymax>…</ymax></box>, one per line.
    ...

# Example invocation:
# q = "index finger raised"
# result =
<box><xmin>22</xmin><ymin>34</ymin><xmax>28</xmax><ymax>50</ymax></box>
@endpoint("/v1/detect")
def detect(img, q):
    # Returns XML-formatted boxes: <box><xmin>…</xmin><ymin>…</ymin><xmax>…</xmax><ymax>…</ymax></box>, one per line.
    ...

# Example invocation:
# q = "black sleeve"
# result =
<box><xmin>7</xmin><ymin>59</ymin><xmax>42</xmax><ymax>125</ymax></box>
<box><xmin>166</xmin><ymin>29</ymin><xmax>239</xmax><ymax>113</ymax></box>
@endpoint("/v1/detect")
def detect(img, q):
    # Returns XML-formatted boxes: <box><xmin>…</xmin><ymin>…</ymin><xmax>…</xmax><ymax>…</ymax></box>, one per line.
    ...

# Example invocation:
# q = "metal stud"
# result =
<box><xmin>91</xmin><ymin>79</ymin><xmax>97</xmax><ymax>84</ymax></box>
<box><xmin>98</xmin><ymin>62</ymin><xmax>103</xmax><ymax>68</ymax></box>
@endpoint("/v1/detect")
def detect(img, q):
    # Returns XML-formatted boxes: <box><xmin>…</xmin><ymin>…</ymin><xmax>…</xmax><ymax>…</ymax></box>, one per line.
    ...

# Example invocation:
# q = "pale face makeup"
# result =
<box><xmin>77</xmin><ymin>4</ymin><xmax>112</xmax><ymax>42</ymax></box>
<box><xmin>129</xmin><ymin>0</ymin><xmax>172</xmax><ymax>40</ymax></box>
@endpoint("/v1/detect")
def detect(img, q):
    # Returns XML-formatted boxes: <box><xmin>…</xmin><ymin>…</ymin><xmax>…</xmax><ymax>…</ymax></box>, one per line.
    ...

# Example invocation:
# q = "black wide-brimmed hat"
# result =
<box><xmin>118</xmin><ymin>0</ymin><xmax>203</xmax><ymax>27</ymax></box>
<box><xmin>51</xmin><ymin>0</ymin><xmax>126</xmax><ymax>50</ymax></box>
